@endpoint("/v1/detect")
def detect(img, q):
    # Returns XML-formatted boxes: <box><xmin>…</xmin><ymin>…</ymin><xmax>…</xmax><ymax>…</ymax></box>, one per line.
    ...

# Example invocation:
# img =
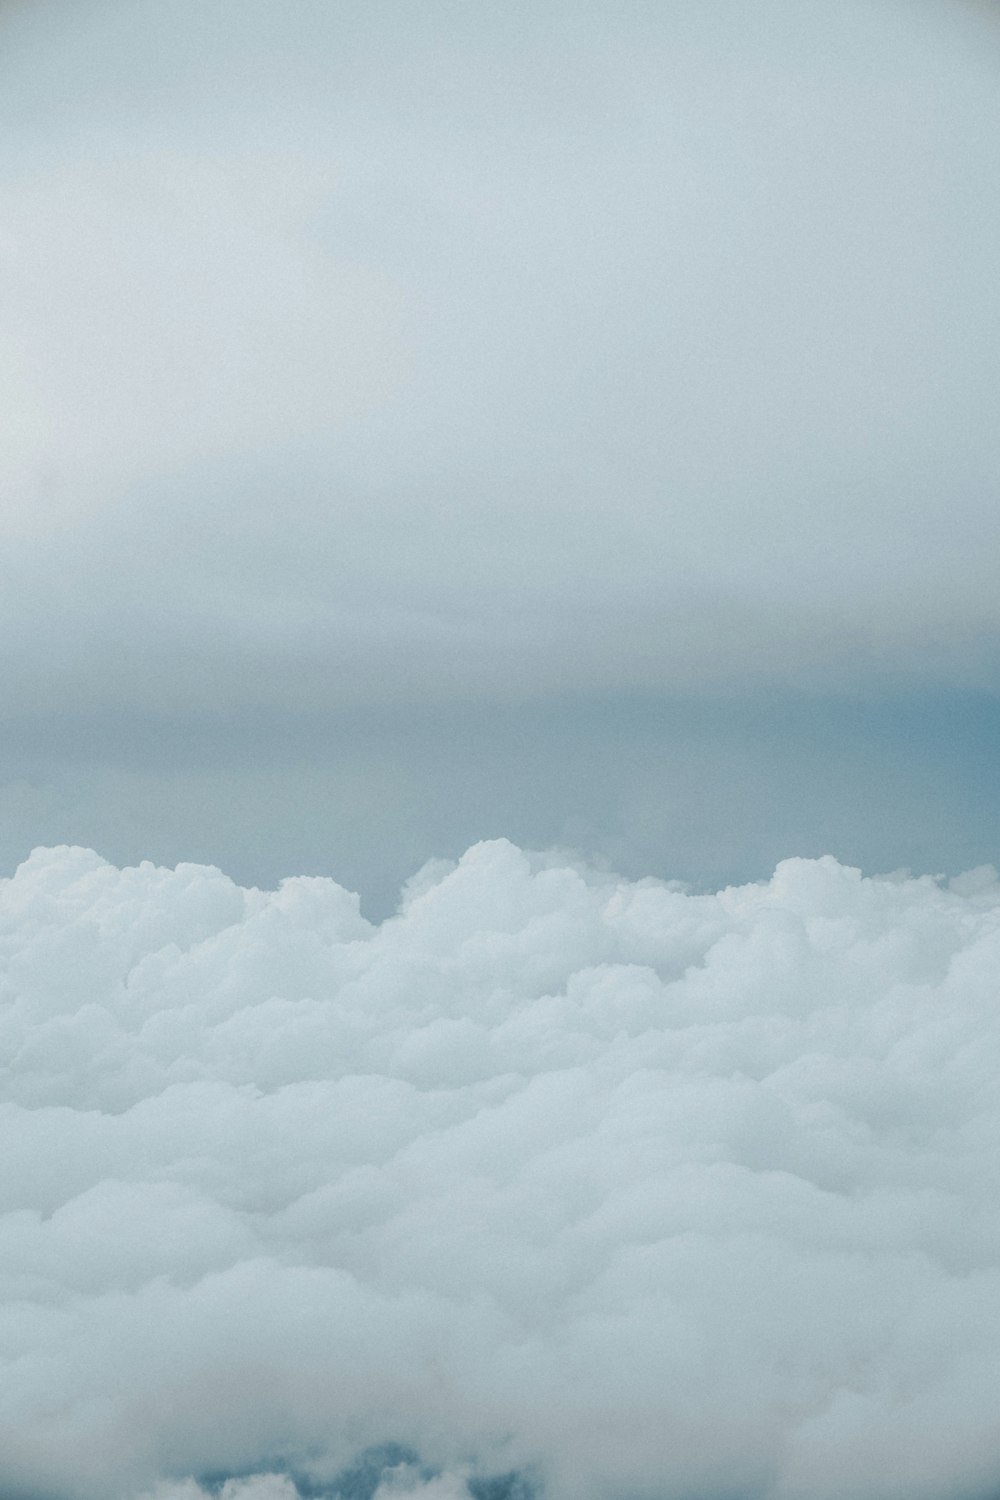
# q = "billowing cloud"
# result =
<box><xmin>3</xmin><ymin>840</ymin><xmax>1000</xmax><ymax>1499</ymax></box>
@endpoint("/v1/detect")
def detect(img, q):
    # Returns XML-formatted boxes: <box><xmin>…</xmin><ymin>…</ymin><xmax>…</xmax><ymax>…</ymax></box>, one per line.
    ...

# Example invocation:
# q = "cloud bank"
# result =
<box><xmin>3</xmin><ymin>840</ymin><xmax>1000</xmax><ymax>1500</ymax></box>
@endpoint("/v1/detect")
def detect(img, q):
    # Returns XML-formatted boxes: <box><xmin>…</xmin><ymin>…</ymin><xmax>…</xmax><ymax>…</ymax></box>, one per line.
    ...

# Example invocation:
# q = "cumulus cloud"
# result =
<box><xmin>3</xmin><ymin>839</ymin><xmax>1000</xmax><ymax>1499</ymax></box>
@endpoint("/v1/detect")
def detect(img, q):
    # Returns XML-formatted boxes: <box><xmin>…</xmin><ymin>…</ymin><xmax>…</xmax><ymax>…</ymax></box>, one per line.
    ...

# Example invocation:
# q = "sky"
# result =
<box><xmin>2</xmin><ymin>0</ymin><xmax>1000</xmax><ymax>912</ymax></box>
<box><xmin>5</xmin><ymin>6</ymin><xmax>1000</xmax><ymax>1499</ymax></box>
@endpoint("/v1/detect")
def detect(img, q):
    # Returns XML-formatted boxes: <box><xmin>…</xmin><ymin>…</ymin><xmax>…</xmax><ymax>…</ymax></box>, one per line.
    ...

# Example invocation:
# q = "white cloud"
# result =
<box><xmin>3</xmin><ymin>840</ymin><xmax>1000</xmax><ymax>1498</ymax></box>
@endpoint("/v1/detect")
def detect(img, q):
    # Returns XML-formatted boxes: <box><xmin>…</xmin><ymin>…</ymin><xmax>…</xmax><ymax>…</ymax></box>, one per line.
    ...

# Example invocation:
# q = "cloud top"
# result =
<box><xmin>3</xmin><ymin>840</ymin><xmax>1000</xmax><ymax>1499</ymax></box>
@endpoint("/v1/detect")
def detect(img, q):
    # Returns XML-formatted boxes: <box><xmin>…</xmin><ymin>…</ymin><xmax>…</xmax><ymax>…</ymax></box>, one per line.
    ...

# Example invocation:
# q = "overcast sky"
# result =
<box><xmin>3</xmin><ymin>0</ymin><xmax>1000</xmax><ymax>910</ymax></box>
<box><xmin>7</xmin><ymin>9</ymin><xmax>1000</xmax><ymax>1499</ymax></box>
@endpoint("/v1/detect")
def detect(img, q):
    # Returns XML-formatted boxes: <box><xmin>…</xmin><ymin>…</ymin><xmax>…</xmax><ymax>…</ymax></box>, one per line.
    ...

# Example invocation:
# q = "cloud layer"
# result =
<box><xmin>4</xmin><ymin>840</ymin><xmax>1000</xmax><ymax>1500</ymax></box>
<box><xmin>3</xmin><ymin>0</ymin><xmax>1000</xmax><ymax>711</ymax></box>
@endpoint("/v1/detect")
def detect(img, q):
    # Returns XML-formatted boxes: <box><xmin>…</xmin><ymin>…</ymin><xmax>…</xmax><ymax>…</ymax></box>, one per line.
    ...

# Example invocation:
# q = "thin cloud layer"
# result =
<box><xmin>3</xmin><ymin>841</ymin><xmax>1000</xmax><ymax>1500</ymax></box>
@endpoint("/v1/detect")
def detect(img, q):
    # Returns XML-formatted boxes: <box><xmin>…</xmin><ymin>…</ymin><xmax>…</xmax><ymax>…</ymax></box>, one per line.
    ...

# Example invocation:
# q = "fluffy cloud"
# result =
<box><xmin>2</xmin><ymin>840</ymin><xmax>1000</xmax><ymax>1499</ymax></box>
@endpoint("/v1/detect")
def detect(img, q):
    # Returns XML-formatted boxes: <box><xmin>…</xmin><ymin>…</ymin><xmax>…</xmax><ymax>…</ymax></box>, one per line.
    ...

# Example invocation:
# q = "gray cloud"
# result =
<box><xmin>2</xmin><ymin>0</ymin><xmax>1000</xmax><ymax>714</ymax></box>
<box><xmin>4</xmin><ymin>0</ymin><xmax>1000</xmax><ymax>901</ymax></box>
<box><xmin>4</xmin><ymin>689</ymin><xmax>1000</xmax><ymax>922</ymax></box>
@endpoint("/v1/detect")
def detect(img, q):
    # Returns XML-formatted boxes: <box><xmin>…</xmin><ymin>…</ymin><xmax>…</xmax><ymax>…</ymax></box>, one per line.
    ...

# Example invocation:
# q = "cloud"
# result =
<box><xmin>3</xmin><ymin>840</ymin><xmax>1000</xmax><ymax>1499</ymax></box>
<box><xmin>3</xmin><ymin>0</ymin><xmax>1000</xmax><ymax>709</ymax></box>
<box><xmin>0</xmin><ymin>144</ymin><xmax>404</xmax><ymax>539</ymax></box>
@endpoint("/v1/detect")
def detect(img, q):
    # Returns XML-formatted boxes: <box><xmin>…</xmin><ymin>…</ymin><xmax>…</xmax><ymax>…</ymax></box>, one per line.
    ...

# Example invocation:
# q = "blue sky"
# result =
<box><xmin>2</xmin><ymin>0</ymin><xmax>1000</xmax><ymax>910</ymax></box>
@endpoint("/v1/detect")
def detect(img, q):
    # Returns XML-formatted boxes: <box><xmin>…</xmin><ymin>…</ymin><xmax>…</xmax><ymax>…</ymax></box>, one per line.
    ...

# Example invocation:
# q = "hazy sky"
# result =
<box><xmin>3</xmin><ymin>0</ymin><xmax>1000</xmax><ymax>909</ymax></box>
